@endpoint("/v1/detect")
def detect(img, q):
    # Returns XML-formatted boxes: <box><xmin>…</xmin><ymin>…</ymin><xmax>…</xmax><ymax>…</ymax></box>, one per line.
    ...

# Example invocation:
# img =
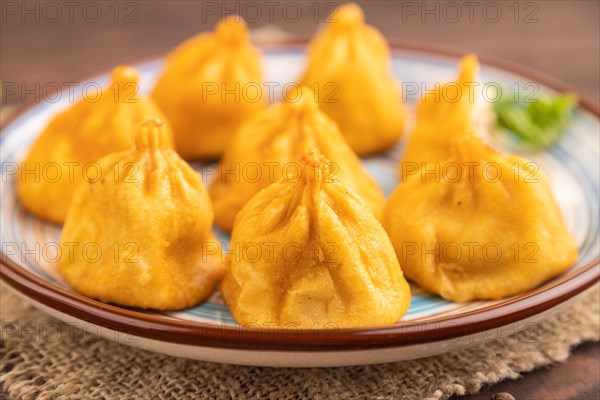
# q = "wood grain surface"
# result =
<box><xmin>1</xmin><ymin>1</ymin><xmax>598</xmax><ymax>399</ymax></box>
<box><xmin>454</xmin><ymin>341</ymin><xmax>600</xmax><ymax>400</ymax></box>
<box><xmin>1</xmin><ymin>0</ymin><xmax>599</xmax><ymax>104</ymax></box>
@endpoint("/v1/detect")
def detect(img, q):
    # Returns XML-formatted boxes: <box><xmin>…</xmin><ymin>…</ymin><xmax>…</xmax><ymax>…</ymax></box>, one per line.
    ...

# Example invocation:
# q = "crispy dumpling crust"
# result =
<box><xmin>384</xmin><ymin>133</ymin><xmax>578</xmax><ymax>302</ymax></box>
<box><xmin>152</xmin><ymin>15</ymin><xmax>264</xmax><ymax>160</ymax></box>
<box><xmin>59</xmin><ymin>119</ymin><xmax>224</xmax><ymax>310</ymax></box>
<box><xmin>221</xmin><ymin>150</ymin><xmax>410</xmax><ymax>328</ymax></box>
<box><xmin>16</xmin><ymin>66</ymin><xmax>174</xmax><ymax>223</ymax></box>
<box><xmin>400</xmin><ymin>54</ymin><xmax>480</xmax><ymax>170</ymax></box>
<box><xmin>301</xmin><ymin>3</ymin><xmax>407</xmax><ymax>155</ymax></box>
<box><xmin>209</xmin><ymin>86</ymin><xmax>384</xmax><ymax>232</ymax></box>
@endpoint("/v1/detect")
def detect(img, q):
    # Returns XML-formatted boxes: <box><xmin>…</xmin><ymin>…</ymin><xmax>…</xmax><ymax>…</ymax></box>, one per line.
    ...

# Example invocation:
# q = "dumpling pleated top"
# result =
<box><xmin>400</xmin><ymin>54</ymin><xmax>481</xmax><ymax>170</ymax></box>
<box><xmin>59</xmin><ymin>119</ymin><xmax>224</xmax><ymax>310</ymax></box>
<box><xmin>221</xmin><ymin>150</ymin><xmax>411</xmax><ymax>328</ymax></box>
<box><xmin>209</xmin><ymin>86</ymin><xmax>384</xmax><ymax>232</ymax></box>
<box><xmin>152</xmin><ymin>15</ymin><xmax>264</xmax><ymax>160</ymax></box>
<box><xmin>300</xmin><ymin>3</ymin><xmax>407</xmax><ymax>155</ymax></box>
<box><xmin>383</xmin><ymin>132</ymin><xmax>578</xmax><ymax>302</ymax></box>
<box><xmin>16</xmin><ymin>66</ymin><xmax>173</xmax><ymax>223</ymax></box>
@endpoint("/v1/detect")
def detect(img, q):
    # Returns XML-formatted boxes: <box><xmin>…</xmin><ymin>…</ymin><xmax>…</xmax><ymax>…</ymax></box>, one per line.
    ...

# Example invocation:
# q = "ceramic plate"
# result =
<box><xmin>1</xmin><ymin>43</ymin><xmax>599</xmax><ymax>367</ymax></box>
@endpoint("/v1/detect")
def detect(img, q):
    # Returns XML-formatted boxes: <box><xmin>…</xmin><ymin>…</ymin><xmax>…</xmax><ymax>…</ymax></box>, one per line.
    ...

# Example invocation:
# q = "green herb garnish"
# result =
<box><xmin>494</xmin><ymin>89</ymin><xmax>577</xmax><ymax>148</ymax></box>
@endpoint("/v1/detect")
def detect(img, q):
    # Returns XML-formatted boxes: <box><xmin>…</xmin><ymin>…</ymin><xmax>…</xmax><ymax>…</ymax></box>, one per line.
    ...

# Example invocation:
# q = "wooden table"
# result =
<box><xmin>2</xmin><ymin>0</ymin><xmax>598</xmax><ymax>104</ymax></box>
<box><xmin>455</xmin><ymin>341</ymin><xmax>600</xmax><ymax>400</ymax></box>
<box><xmin>2</xmin><ymin>1</ymin><xmax>598</xmax><ymax>399</ymax></box>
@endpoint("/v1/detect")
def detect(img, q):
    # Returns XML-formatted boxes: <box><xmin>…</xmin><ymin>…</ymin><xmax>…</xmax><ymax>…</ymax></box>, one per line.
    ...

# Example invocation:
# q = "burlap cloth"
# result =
<box><xmin>0</xmin><ymin>282</ymin><xmax>598</xmax><ymax>400</ymax></box>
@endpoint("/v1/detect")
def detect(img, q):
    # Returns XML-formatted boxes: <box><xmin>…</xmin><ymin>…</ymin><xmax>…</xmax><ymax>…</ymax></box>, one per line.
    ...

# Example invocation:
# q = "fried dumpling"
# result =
<box><xmin>152</xmin><ymin>16</ymin><xmax>264</xmax><ymax>160</ymax></box>
<box><xmin>59</xmin><ymin>119</ymin><xmax>224</xmax><ymax>310</ymax></box>
<box><xmin>400</xmin><ymin>54</ymin><xmax>486</xmax><ymax>169</ymax></box>
<box><xmin>300</xmin><ymin>3</ymin><xmax>406</xmax><ymax>155</ymax></box>
<box><xmin>209</xmin><ymin>86</ymin><xmax>384</xmax><ymax>231</ymax></box>
<box><xmin>16</xmin><ymin>66</ymin><xmax>173</xmax><ymax>223</ymax></box>
<box><xmin>221</xmin><ymin>150</ymin><xmax>411</xmax><ymax>328</ymax></box>
<box><xmin>383</xmin><ymin>132</ymin><xmax>578</xmax><ymax>302</ymax></box>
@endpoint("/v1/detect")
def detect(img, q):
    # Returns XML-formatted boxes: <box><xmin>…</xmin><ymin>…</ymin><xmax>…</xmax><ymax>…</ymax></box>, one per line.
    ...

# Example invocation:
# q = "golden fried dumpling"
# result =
<box><xmin>400</xmin><ymin>54</ymin><xmax>481</xmax><ymax>169</ymax></box>
<box><xmin>209</xmin><ymin>86</ymin><xmax>384</xmax><ymax>231</ymax></box>
<box><xmin>152</xmin><ymin>16</ymin><xmax>264</xmax><ymax>160</ymax></box>
<box><xmin>59</xmin><ymin>119</ymin><xmax>224</xmax><ymax>310</ymax></box>
<box><xmin>383</xmin><ymin>132</ymin><xmax>578</xmax><ymax>302</ymax></box>
<box><xmin>300</xmin><ymin>3</ymin><xmax>406</xmax><ymax>155</ymax></box>
<box><xmin>16</xmin><ymin>66</ymin><xmax>173</xmax><ymax>224</ymax></box>
<box><xmin>221</xmin><ymin>150</ymin><xmax>411</xmax><ymax>328</ymax></box>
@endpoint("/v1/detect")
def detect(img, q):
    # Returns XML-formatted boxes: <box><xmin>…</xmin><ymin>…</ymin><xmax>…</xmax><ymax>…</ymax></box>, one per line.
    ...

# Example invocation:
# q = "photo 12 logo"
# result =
<box><xmin>400</xmin><ymin>161</ymin><xmax>540</xmax><ymax>184</ymax></box>
<box><xmin>1</xmin><ymin>321</ymin><xmax>139</xmax><ymax>345</ymax></box>
<box><xmin>199</xmin><ymin>81</ymin><xmax>339</xmax><ymax>104</ymax></box>
<box><xmin>1</xmin><ymin>1</ymin><xmax>140</xmax><ymax>23</ymax></box>
<box><xmin>399</xmin><ymin>1</ymin><xmax>540</xmax><ymax>24</ymax></box>
<box><xmin>202</xmin><ymin>240</ymin><xmax>340</xmax><ymax>264</ymax></box>
<box><xmin>198</xmin><ymin>160</ymin><xmax>340</xmax><ymax>185</ymax></box>
<box><xmin>400</xmin><ymin>241</ymin><xmax>540</xmax><ymax>264</ymax></box>
<box><xmin>2</xmin><ymin>161</ymin><xmax>141</xmax><ymax>185</ymax></box>
<box><xmin>2</xmin><ymin>80</ymin><xmax>140</xmax><ymax>104</ymax></box>
<box><xmin>401</xmin><ymin>81</ymin><xmax>539</xmax><ymax>104</ymax></box>
<box><xmin>2</xmin><ymin>241</ymin><xmax>139</xmax><ymax>264</ymax></box>
<box><xmin>200</xmin><ymin>1</ymin><xmax>340</xmax><ymax>23</ymax></box>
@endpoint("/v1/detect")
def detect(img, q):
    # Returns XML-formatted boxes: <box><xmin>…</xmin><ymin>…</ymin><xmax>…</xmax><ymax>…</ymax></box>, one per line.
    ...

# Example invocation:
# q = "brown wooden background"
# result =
<box><xmin>1</xmin><ymin>1</ymin><xmax>598</xmax><ymax>399</ymax></box>
<box><xmin>2</xmin><ymin>0</ymin><xmax>599</xmax><ymax>105</ymax></box>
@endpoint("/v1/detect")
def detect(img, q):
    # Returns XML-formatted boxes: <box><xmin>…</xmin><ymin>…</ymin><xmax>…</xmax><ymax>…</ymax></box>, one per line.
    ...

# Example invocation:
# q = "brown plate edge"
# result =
<box><xmin>1</xmin><ymin>40</ymin><xmax>599</xmax><ymax>352</ymax></box>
